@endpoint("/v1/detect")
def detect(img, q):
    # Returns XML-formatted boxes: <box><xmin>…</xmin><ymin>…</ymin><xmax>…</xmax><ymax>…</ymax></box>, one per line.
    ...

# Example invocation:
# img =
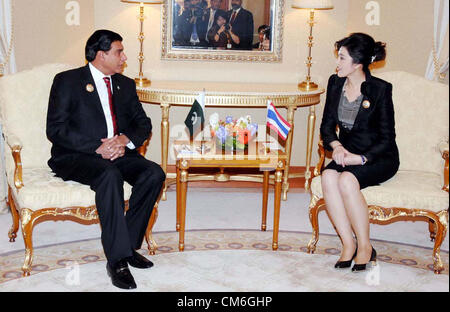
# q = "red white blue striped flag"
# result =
<box><xmin>266</xmin><ymin>100</ymin><xmax>291</xmax><ymax>140</ymax></box>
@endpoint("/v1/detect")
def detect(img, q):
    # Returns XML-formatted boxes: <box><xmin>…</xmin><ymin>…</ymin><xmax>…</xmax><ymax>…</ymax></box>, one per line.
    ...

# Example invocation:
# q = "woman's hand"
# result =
<box><xmin>343</xmin><ymin>153</ymin><xmax>363</xmax><ymax>166</ymax></box>
<box><xmin>332</xmin><ymin>145</ymin><xmax>347</xmax><ymax>167</ymax></box>
<box><xmin>218</xmin><ymin>25</ymin><xmax>225</xmax><ymax>34</ymax></box>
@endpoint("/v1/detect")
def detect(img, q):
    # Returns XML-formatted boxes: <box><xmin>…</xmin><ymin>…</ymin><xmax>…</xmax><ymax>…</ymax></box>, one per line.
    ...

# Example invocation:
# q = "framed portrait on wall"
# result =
<box><xmin>161</xmin><ymin>0</ymin><xmax>284</xmax><ymax>62</ymax></box>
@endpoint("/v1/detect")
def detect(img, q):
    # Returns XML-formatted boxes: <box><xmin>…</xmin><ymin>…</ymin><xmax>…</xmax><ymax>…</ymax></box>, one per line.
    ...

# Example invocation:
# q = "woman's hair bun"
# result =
<box><xmin>372</xmin><ymin>41</ymin><xmax>386</xmax><ymax>63</ymax></box>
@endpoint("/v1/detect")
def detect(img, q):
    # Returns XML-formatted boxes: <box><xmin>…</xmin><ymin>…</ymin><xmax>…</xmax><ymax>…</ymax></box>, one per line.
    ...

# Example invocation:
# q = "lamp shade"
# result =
<box><xmin>120</xmin><ymin>0</ymin><xmax>163</xmax><ymax>4</ymax></box>
<box><xmin>292</xmin><ymin>0</ymin><xmax>333</xmax><ymax>9</ymax></box>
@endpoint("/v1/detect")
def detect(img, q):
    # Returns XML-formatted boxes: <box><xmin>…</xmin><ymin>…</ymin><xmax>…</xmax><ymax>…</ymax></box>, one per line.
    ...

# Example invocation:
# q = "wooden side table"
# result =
<box><xmin>137</xmin><ymin>81</ymin><xmax>324</xmax><ymax>201</ymax></box>
<box><xmin>175</xmin><ymin>141</ymin><xmax>286</xmax><ymax>252</ymax></box>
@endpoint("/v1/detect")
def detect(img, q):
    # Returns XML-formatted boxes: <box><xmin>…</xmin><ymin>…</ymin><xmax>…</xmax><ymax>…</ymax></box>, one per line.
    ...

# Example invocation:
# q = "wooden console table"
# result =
<box><xmin>137</xmin><ymin>81</ymin><xmax>324</xmax><ymax>200</ymax></box>
<box><xmin>174</xmin><ymin>140</ymin><xmax>286</xmax><ymax>251</ymax></box>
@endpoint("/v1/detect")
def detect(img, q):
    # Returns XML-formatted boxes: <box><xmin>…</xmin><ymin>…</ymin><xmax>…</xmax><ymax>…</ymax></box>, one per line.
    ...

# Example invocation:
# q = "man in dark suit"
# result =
<box><xmin>173</xmin><ymin>0</ymin><xmax>209</xmax><ymax>47</ymax></box>
<box><xmin>46</xmin><ymin>30</ymin><xmax>165</xmax><ymax>290</ymax></box>
<box><xmin>227</xmin><ymin>0</ymin><xmax>254</xmax><ymax>50</ymax></box>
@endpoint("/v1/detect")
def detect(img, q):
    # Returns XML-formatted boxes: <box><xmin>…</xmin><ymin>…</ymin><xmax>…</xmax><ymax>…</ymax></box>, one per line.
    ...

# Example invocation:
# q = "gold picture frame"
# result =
<box><xmin>161</xmin><ymin>0</ymin><xmax>284</xmax><ymax>62</ymax></box>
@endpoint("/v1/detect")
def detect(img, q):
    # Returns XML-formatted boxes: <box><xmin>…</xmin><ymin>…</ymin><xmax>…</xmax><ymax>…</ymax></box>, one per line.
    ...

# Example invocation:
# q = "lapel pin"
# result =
<box><xmin>117</xmin><ymin>85</ymin><xmax>120</xmax><ymax>90</ymax></box>
<box><xmin>362</xmin><ymin>100</ymin><xmax>371</xmax><ymax>109</ymax></box>
<box><xmin>86</xmin><ymin>84</ymin><xmax>95</xmax><ymax>93</ymax></box>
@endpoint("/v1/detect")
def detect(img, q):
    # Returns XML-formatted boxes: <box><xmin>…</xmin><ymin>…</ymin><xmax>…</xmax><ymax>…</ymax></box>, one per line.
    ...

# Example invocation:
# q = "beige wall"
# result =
<box><xmin>94</xmin><ymin>0</ymin><xmax>349</xmax><ymax>165</ymax></box>
<box><xmin>13</xmin><ymin>0</ymin><xmax>94</xmax><ymax>71</ymax></box>
<box><xmin>11</xmin><ymin>0</ymin><xmax>446</xmax><ymax>166</ymax></box>
<box><xmin>347</xmin><ymin>0</ymin><xmax>437</xmax><ymax>77</ymax></box>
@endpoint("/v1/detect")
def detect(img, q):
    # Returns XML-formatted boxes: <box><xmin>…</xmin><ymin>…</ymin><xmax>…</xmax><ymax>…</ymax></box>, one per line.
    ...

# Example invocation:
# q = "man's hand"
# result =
<box><xmin>95</xmin><ymin>135</ymin><xmax>130</xmax><ymax>161</ymax></box>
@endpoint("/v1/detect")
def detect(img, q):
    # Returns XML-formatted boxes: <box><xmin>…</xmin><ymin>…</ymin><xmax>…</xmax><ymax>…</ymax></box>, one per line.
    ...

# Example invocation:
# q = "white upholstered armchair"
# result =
<box><xmin>0</xmin><ymin>63</ymin><xmax>159</xmax><ymax>276</ymax></box>
<box><xmin>308</xmin><ymin>71</ymin><xmax>449</xmax><ymax>274</ymax></box>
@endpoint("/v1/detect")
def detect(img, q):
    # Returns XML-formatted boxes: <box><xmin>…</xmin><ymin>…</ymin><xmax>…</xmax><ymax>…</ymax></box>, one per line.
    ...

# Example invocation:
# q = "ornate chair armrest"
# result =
<box><xmin>4</xmin><ymin>133</ymin><xmax>24</xmax><ymax>190</ymax></box>
<box><xmin>137</xmin><ymin>133</ymin><xmax>152</xmax><ymax>157</ymax></box>
<box><xmin>440</xmin><ymin>141</ymin><xmax>449</xmax><ymax>192</ymax></box>
<box><xmin>313</xmin><ymin>139</ymin><xmax>326</xmax><ymax>177</ymax></box>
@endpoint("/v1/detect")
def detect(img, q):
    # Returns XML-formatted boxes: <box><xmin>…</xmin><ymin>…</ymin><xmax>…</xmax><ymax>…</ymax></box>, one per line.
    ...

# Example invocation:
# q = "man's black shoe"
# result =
<box><xmin>106</xmin><ymin>259</ymin><xmax>137</xmax><ymax>289</ymax></box>
<box><xmin>127</xmin><ymin>250</ymin><xmax>154</xmax><ymax>269</ymax></box>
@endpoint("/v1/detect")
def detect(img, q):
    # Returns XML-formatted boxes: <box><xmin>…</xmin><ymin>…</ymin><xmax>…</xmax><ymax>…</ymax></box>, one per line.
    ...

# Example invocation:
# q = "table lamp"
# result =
<box><xmin>121</xmin><ymin>0</ymin><xmax>163</xmax><ymax>87</ymax></box>
<box><xmin>292</xmin><ymin>0</ymin><xmax>333</xmax><ymax>91</ymax></box>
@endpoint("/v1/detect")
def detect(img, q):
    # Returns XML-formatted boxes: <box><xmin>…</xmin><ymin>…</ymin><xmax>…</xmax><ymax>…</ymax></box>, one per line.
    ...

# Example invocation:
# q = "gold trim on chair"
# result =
<box><xmin>6</xmin><ymin>137</ymin><xmax>161</xmax><ymax>276</ymax></box>
<box><xmin>307</xmin><ymin>139</ymin><xmax>449</xmax><ymax>274</ymax></box>
<box><xmin>442</xmin><ymin>149</ymin><xmax>449</xmax><ymax>192</ymax></box>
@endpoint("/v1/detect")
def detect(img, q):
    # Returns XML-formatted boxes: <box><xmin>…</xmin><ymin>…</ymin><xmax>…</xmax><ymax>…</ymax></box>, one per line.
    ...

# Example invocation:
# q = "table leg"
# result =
<box><xmin>272</xmin><ymin>169</ymin><xmax>283</xmax><ymax>251</ymax></box>
<box><xmin>176</xmin><ymin>162</ymin><xmax>180</xmax><ymax>232</ymax></box>
<box><xmin>179</xmin><ymin>168</ymin><xmax>188</xmax><ymax>252</ymax></box>
<box><xmin>282</xmin><ymin>106</ymin><xmax>296</xmax><ymax>201</ymax></box>
<box><xmin>261</xmin><ymin>171</ymin><xmax>269</xmax><ymax>231</ymax></box>
<box><xmin>160</xmin><ymin>102</ymin><xmax>170</xmax><ymax>201</ymax></box>
<box><xmin>304</xmin><ymin>105</ymin><xmax>316</xmax><ymax>190</ymax></box>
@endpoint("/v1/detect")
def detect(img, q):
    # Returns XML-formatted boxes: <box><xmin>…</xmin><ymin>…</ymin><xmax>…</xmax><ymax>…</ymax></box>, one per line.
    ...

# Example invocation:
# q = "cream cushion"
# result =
<box><xmin>311</xmin><ymin>171</ymin><xmax>448</xmax><ymax>213</ymax></box>
<box><xmin>0</xmin><ymin>63</ymin><xmax>133</xmax><ymax>211</ymax></box>
<box><xmin>6</xmin><ymin>168</ymin><xmax>133</xmax><ymax>210</ymax></box>
<box><xmin>376</xmin><ymin>71</ymin><xmax>449</xmax><ymax>175</ymax></box>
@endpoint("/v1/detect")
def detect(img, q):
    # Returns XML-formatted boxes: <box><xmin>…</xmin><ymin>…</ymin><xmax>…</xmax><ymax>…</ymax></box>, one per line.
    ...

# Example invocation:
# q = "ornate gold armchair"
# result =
<box><xmin>307</xmin><ymin>71</ymin><xmax>449</xmax><ymax>274</ymax></box>
<box><xmin>0</xmin><ymin>64</ymin><xmax>160</xmax><ymax>276</ymax></box>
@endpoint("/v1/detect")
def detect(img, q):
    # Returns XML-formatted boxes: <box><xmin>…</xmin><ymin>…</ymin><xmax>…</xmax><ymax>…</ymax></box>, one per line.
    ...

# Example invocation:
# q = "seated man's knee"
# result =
<box><xmin>154</xmin><ymin>165</ymin><xmax>166</xmax><ymax>184</ymax></box>
<box><xmin>140</xmin><ymin>163</ymin><xmax>166</xmax><ymax>186</ymax></box>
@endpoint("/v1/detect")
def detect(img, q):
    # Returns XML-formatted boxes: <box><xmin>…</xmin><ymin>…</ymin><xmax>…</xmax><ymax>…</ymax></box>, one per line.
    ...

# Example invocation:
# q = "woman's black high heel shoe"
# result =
<box><xmin>352</xmin><ymin>247</ymin><xmax>377</xmax><ymax>272</ymax></box>
<box><xmin>334</xmin><ymin>247</ymin><xmax>357</xmax><ymax>269</ymax></box>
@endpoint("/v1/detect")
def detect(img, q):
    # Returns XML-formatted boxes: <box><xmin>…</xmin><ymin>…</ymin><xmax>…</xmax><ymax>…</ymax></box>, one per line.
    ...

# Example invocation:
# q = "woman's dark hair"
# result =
<box><xmin>335</xmin><ymin>33</ymin><xmax>386</xmax><ymax>72</ymax></box>
<box><xmin>85</xmin><ymin>30</ymin><xmax>123</xmax><ymax>62</ymax></box>
<box><xmin>214</xmin><ymin>10</ymin><xmax>228</xmax><ymax>24</ymax></box>
<box><xmin>258</xmin><ymin>24</ymin><xmax>269</xmax><ymax>33</ymax></box>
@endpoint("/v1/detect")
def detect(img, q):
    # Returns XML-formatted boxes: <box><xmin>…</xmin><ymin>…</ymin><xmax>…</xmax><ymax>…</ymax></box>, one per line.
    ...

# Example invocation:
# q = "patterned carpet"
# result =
<box><xmin>0</xmin><ymin>229</ymin><xmax>448</xmax><ymax>291</ymax></box>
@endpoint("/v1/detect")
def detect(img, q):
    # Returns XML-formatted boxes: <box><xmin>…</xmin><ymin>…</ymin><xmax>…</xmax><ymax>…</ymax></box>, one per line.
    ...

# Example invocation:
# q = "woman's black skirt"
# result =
<box><xmin>324</xmin><ymin>157</ymin><xmax>399</xmax><ymax>189</ymax></box>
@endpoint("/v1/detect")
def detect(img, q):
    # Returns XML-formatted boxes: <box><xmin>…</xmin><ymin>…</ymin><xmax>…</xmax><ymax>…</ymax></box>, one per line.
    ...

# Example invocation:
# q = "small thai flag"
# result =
<box><xmin>266</xmin><ymin>100</ymin><xmax>291</xmax><ymax>141</ymax></box>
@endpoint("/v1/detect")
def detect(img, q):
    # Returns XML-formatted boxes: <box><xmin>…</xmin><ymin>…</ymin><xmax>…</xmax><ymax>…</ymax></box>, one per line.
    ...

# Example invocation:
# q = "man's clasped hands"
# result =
<box><xmin>95</xmin><ymin>134</ymin><xmax>130</xmax><ymax>161</ymax></box>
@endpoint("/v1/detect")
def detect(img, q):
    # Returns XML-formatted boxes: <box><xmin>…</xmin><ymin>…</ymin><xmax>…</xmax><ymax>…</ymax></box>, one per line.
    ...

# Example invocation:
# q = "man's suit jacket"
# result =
<box><xmin>173</xmin><ymin>9</ymin><xmax>209</xmax><ymax>47</ymax></box>
<box><xmin>46</xmin><ymin>65</ymin><xmax>152</xmax><ymax>176</ymax></box>
<box><xmin>320</xmin><ymin>72</ymin><xmax>399</xmax><ymax>165</ymax></box>
<box><xmin>227</xmin><ymin>8</ymin><xmax>254</xmax><ymax>50</ymax></box>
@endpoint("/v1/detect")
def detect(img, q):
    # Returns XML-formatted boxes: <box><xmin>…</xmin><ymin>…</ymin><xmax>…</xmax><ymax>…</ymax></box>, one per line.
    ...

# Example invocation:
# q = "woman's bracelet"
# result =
<box><xmin>361</xmin><ymin>155</ymin><xmax>367</xmax><ymax>165</ymax></box>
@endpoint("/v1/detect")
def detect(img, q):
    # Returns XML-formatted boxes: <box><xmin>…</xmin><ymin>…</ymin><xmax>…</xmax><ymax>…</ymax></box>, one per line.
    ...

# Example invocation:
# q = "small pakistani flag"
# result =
<box><xmin>184</xmin><ymin>91</ymin><xmax>205</xmax><ymax>139</ymax></box>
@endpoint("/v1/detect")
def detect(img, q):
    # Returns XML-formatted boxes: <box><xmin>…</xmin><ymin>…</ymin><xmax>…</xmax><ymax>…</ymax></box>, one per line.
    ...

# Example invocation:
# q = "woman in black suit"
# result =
<box><xmin>320</xmin><ymin>33</ymin><xmax>399</xmax><ymax>272</ymax></box>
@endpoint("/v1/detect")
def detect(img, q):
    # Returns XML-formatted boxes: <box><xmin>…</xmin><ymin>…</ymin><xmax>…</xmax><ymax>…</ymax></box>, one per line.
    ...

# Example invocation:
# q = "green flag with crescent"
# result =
<box><xmin>184</xmin><ymin>91</ymin><xmax>205</xmax><ymax>139</ymax></box>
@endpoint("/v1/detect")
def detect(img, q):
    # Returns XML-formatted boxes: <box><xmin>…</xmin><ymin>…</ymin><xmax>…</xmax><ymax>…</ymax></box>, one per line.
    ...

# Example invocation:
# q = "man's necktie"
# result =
<box><xmin>230</xmin><ymin>11</ymin><xmax>237</xmax><ymax>24</ymax></box>
<box><xmin>103</xmin><ymin>77</ymin><xmax>118</xmax><ymax>135</ymax></box>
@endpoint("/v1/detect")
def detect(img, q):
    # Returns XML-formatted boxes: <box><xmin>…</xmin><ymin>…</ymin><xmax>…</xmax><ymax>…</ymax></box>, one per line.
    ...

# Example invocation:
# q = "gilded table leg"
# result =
<box><xmin>176</xmin><ymin>162</ymin><xmax>181</xmax><ymax>232</ymax></box>
<box><xmin>261</xmin><ymin>171</ymin><xmax>269</xmax><ymax>231</ymax></box>
<box><xmin>282</xmin><ymin>106</ymin><xmax>296</xmax><ymax>201</ymax></box>
<box><xmin>179</xmin><ymin>168</ymin><xmax>188</xmax><ymax>252</ymax></box>
<box><xmin>7</xmin><ymin>186</ymin><xmax>19</xmax><ymax>242</ymax></box>
<box><xmin>272</xmin><ymin>169</ymin><xmax>283</xmax><ymax>251</ymax></box>
<box><xmin>304</xmin><ymin>105</ymin><xmax>316</xmax><ymax>190</ymax></box>
<box><xmin>160</xmin><ymin>102</ymin><xmax>170</xmax><ymax>201</ymax></box>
